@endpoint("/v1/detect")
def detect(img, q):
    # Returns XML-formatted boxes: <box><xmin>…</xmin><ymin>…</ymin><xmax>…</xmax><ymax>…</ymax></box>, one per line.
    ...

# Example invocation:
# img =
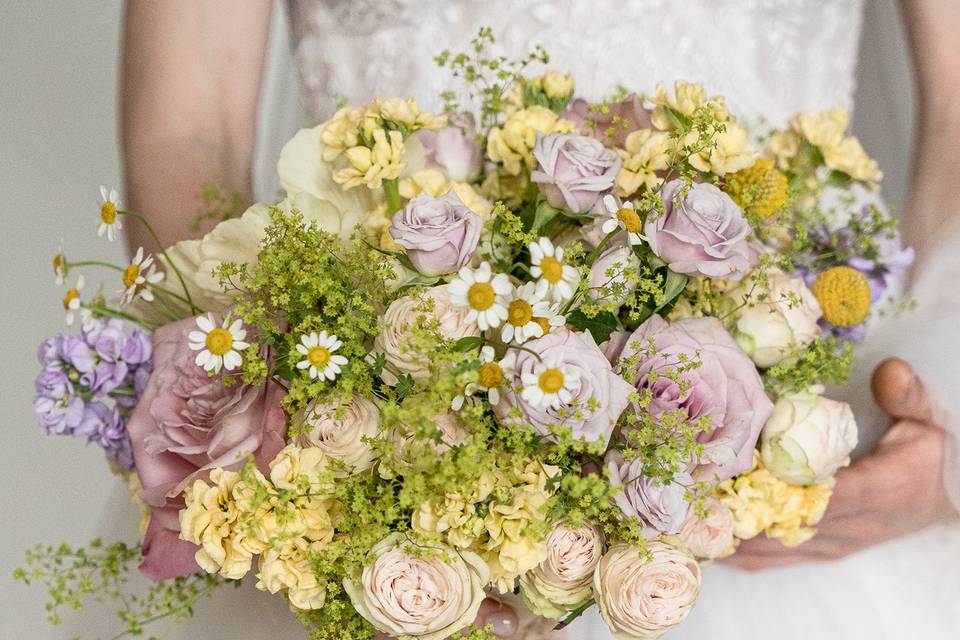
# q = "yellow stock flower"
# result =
<box><xmin>650</xmin><ymin>80</ymin><xmax>728</xmax><ymax>131</ymax></box>
<box><xmin>615</xmin><ymin>128</ymin><xmax>672</xmax><ymax>195</ymax></box>
<box><xmin>321</xmin><ymin>106</ymin><xmax>365</xmax><ymax>162</ymax></box>
<box><xmin>686</xmin><ymin>121</ymin><xmax>758</xmax><ymax>175</ymax></box>
<box><xmin>773</xmin><ymin>108</ymin><xmax>883</xmax><ymax>185</ymax></box>
<box><xmin>487</xmin><ymin>106</ymin><xmax>577</xmax><ymax>176</ymax></box>
<box><xmin>372</xmin><ymin>96</ymin><xmax>446</xmax><ymax>131</ymax></box>
<box><xmin>334</xmin><ymin>129</ymin><xmax>406</xmax><ymax>190</ymax></box>
<box><xmin>399</xmin><ymin>169</ymin><xmax>494</xmax><ymax>219</ymax></box>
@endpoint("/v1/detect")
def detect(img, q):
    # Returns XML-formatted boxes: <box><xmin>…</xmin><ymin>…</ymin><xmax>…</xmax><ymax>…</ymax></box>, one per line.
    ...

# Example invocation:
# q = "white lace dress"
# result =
<box><xmin>284</xmin><ymin>2</ymin><xmax>960</xmax><ymax>638</ymax></box>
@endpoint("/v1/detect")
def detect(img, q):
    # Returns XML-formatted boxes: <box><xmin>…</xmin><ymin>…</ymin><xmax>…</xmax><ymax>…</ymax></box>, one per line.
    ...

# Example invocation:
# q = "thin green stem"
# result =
<box><xmin>66</xmin><ymin>260</ymin><xmax>123</xmax><ymax>272</ymax></box>
<box><xmin>383</xmin><ymin>179</ymin><xmax>403</xmax><ymax>215</ymax></box>
<box><xmin>585</xmin><ymin>229</ymin><xmax>619</xmax><ymax>268</ymax></box>
<box><xmin>84</xmin><ymin>303</ymin><xmax>158</xmax><ymax>330</ymax></box>
<box><xmin>120</xmin><ymin>210</ymin><xmax>199</xmax><ymax>314</ymax></box>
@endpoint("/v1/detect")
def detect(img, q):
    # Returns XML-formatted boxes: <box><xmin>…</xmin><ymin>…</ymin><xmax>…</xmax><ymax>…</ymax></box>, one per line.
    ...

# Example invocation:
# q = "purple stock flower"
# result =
<box><xmin>123</xmin><ymin>329</ymin><xmax>153</xmax><ymax>365</ymax></box>
<box><xmin>58</xmin><ymin>335</ymin><xmax>95</xmax><ymax>373</ymax></box>
<box><xmin>34</xmin><ymin>394</ymin><xmax>85</xmax><ymax>435</ymax></box>
<box><xmin>83</xmin><ymin>402</ymin><xmax>135</xmax><ymax>469</ymax></box>
<box><xmin>35</xmin><ymin>369</ymin><xmax>71</xmax><ymax>399</ymax></box>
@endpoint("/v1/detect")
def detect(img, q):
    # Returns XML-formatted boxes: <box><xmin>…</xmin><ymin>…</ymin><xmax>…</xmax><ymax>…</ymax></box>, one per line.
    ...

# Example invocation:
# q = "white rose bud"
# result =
<box><xmin>595</xmin><ymin>541</ymin><xmax>701</xmax><ymax>639</ymax></box>
<box><xmin>343</xmin><ymin>533</ymin><xmax>489</xmax><ymax>640</ymax></box>
<box><xmin>678</xmin><ymin>498</ymin><xmax>736</xmax><ymax>560</ymax></box>
<box><xmin>297</xmin><ymin>395</ymin><xmax>380</xmax><ymax>477</ymax></box>
<box><xmin>374</xmin><ymin>284</ymin><xmax>480</xmax><ymax>383</ymax></box>
<box><xmin>760</xmin><ymin>386</ymin><xmax>858</xmax><ymax>485</ymax></box>
<box><xmin>519</xmin><ymin>522</ymin><xmax>605</xmax><ymax>619</ymax></box>
<box><xmin>734</xmin><ymin>269</ymin><xmax>822</xmax><ymax>368</ymax></box>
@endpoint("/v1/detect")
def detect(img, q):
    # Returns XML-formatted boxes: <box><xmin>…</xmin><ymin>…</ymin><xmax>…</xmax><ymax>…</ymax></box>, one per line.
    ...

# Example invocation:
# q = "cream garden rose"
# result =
<box><xmin>520</xmin><ymin>522</ymin><xmax>605</xmax><ymax>619</ymax></box>
<box><xmin>343</xmin><ymin>533</ymin><xmax>489</xmax><ymax>640</ymax></box>
<box><xmin>678</xmin><ymin>498</ymin><xmax>736</xmax><ymax>560</ymax></box>
<box><xmin>374</xmin><ymin>284</ymin><xmax>480</xmax><ymax>383</ymax></box>
<box><xmin>760</xmin><ymin>387</ymin><xmax>858</xmax><ymax>485</ymax></box>
<box><xmin>733</xmin><ymin>268</ymin><xmax>822</xmax><ymax>368</ymax></box>
<box><xmin>297</xmin><ymin>395</ymin><xmax>381</xmax><ymax>477</ymax></box>
<box><xmin>595</xmin><ymin>541</ymin><xmax>701</xmax><ymax>639</ymax></box>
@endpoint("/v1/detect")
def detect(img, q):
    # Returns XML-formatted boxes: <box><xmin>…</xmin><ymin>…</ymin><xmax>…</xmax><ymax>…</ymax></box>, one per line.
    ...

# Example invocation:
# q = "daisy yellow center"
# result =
<box><xmin>533</xmin><ymin>317</ymin><xmax>552</xmax><ymax>335</ymax></box>
<box><xmin>617</xmin><ymin>207</ymin><xmax>642</xmax><ymax>233</ymax></box>
<box><xmin>467</xmin><ymin>282</ymin><xmax>496</xmax><ymax>311</ymax></box>
<box><xmin>307</xmin><ymin>346</ymin><xmax>331</xmax><ymax>367</ymax></box>
<box><xmin>539</xmin><ymin>256</ymin><xmax>564</xmax><ymax>284</ymax></box>
<box><xmin>100</xmin><ymin>201</ymin><xmax>117</xmax><ymax>224</ymax></box>
<box><xmin>507</xmin><ymin>299</ymin><xmax>534</xmax><ymax>326</ymax></box>
<box><xmin>53</xmin><ymin>254</ymin><xmax>64</xmax><ymax>274</ymax></box>
<box><xmin>478</xmin><ymin>362</ymin><xmax>504</xmax><ymax>389</ymax></box>
<box><xmin>538</xmin><ymin>368</ymin><xmax>565</xmax><ymax>394</ymax></box>
<box><xmin>62</xmin><ymin>288</ymin><xmax>79</xmax><ymax>310</ymax></box>
<box><xmin>122</xmin><ymin>265</ymin><xmax>141</xmax><ymax>289</ymax></box>
<box><xmin>811</xmin><ymin>266</ymin><xmax>871</xmax><ymax>328</ymax></box>
<box><xmin>204</xmin><ymin>328</ymin><xmax>234</xmax><ymax>356</ymax></box>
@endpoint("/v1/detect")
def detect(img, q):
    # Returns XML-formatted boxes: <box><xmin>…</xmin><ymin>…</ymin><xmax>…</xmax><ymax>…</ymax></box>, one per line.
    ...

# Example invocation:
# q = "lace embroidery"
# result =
<box><xmin>288</xmin><ymin>0</ymin><xmax>864</xmax><ymax>127</ymax></box>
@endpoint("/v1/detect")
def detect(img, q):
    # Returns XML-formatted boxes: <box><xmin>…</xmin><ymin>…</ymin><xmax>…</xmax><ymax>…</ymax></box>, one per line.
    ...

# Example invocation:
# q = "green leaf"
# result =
<box><xmin>567</xmin><ymin>309</ymin><xmax>620</xmax><ymax>344</ymax></box>
<box><xmin>531</xmin><ymin>200</ymin><xmax>562</xmax><ymax>232</ymax></box>
<box><xmin>395</xmin><ymin>374</ymin><xmax>416</xmax><ymax>399</ymax></box>
<box><xmin>453</xmin><ymin>336</ymin><xmax>483</xmax><ymax>352</ymax></box>
<box><xmin>659</xmin><ymin>270</ymin><xmax>688</xmax><ymax>310</ymax></box>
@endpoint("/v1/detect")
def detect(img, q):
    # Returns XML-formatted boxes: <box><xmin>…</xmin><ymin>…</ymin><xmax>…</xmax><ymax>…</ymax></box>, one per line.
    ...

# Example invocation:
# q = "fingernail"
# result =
<box><xmin>487</xmin><ymin>608</ymin><xmax>518</xmax><ymax>637</ymax></box>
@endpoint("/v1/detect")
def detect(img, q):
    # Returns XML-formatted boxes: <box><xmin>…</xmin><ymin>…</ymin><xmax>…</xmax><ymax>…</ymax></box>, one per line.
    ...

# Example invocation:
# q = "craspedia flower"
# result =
<box><xmin>723</xmin><ymin>158</ymin><xmax>788</xmax><ymax>219</ymax></box>
<box><xmin>811</xmin><ymin>266</ymin><xmax>871</xmax><ymax>327</ymax></box>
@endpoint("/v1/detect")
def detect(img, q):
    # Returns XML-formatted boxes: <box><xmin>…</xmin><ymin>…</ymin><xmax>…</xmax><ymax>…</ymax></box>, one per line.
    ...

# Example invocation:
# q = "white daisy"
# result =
<box><xmin>453</xmin><ymin>345</ymin><xmax>517</xmax><ymax>409</ymax></box>
<box><xmin>520</xmin><ymin>354</ymin><xmax>580</xmax><ymax>410</ymax></box>
<box><xmin>119</xmin><ymin>247</ymin><xmax>164</xmax><ymax>306</ymax></box>
<box><xmin>500</xmin><ymin>282</ymin><xmax>565</xmax><ymax>344</ymax></box>
<box><xmin>98</xmin><ymin>186</ymin><xmax>123</xmax><ymax>241</ymax></box>
<box><xmin>601</xmin><ymin>195</ymin><xmax>648</xmax><ymax>245</ymax></box>
<box><xmin>295</xmin><ymin>331</ymin><xmax>348</xmax><ymax>380</ymax></box>
<box><xmin>53</xmin><ymin>239</ymin><xmax>67</xmax><ymax>285</ymax></box>
<box><xmin>188</xmin><ymin>314</ymin><xmax>249</xmax><ymax>373</ymax></box>
<box><xmin>529</xmin><ymin>237</ymin><xmax>580</xmax><ymax>302</ymax></box>
<box><xmin>448</xmin><ymin>262</ymin><xmax>513</xmax><ymax>330</ymax></box>
<box><xmin>62</xmin><ymin>275</ymin><xmax>85</xmax><ymax>325</ymax></box>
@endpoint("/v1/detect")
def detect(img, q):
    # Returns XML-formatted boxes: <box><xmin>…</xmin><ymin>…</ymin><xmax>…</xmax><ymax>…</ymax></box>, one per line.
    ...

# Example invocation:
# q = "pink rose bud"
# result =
<box><xmin>531</xmin><ymin>132</ymin><xmax>621</xmax><ymax>214</ymax></box>
<box><xmin>390</xmin><ymin>190</ymin><xmax>482</xmax><ymax>277</ymax></box>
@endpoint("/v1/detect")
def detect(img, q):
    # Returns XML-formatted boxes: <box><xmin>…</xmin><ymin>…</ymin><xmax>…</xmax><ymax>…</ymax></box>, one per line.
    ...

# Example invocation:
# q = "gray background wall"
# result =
<box><xmin>0</xmin><ymin>1</ymin><xmax>914</xmax><ymax>637</ymax></box>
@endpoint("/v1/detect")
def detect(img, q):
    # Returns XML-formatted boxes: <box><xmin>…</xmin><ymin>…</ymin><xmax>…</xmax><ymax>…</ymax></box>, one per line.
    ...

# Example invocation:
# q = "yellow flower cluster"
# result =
<box><xmin>412</xmin><ymin>461</ymin><xmax>560</xmax><ymax>593</ymax></box>
<box><xmin>649</xmin><ymin>81</ymin><xmax>756</xmax><ymax>175</ymax></box>
<box><xmin>770</xmin><ymin>108</ymin><xmax>882</xmax><ymax>184</ymax></box>
<box><xmin>615</xmin><ymin>129</ymin><xmax>672</xmax><ymax>196</ymax></box>
<box><xmin>530</xmin><ymin>71</ymin><xmax>576</xmax><ymax>100</ymax></box>
<box><xmin>811</xmin><ymin>266</ymin><xmax>872</xmax><ymax>327</ymax></box>
<box><xmin>487</xmin><ymin>106</ymin><xmax>578</xmax><ymax>176</ymax></box>
<box><xmin>723</xmin><ymin>158</ymin><xmax>789</xmax><ymax>219</ymax></box>
<box><xmin>323</xmin><ymin>98</ymin><xmax>446</xmax><ymax>191</ymax></box>
<box><xmin>179</xmin><ymin>445</ymin><xmax>340</xmax><ymax>609</ymax></box>
<box><xmin>718</xmin><ymin>452</ymin><xmax>834</xmax><ymax>547</ymax></box>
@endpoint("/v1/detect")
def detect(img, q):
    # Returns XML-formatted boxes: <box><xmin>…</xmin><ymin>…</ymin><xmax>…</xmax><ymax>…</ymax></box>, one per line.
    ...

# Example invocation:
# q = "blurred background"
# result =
<box><xmin>0</xmin><ymin>1</ymin><xmax>914</xmax><ymax>637</ymax></box>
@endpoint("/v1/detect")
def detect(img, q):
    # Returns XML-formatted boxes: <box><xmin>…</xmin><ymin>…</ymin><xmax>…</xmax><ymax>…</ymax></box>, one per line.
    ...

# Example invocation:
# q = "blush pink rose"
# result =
<box><xmin>609</xmin><ymin>314</ymin><xmax>772</xmax><ymax>482</ymax></box>
<box><xmin>128</xmin><ymin>316</ymin><xmax>287</xmax><ymax>580</ymax></box>
<box><xmin>531</xmin><ymin>133</ymin><xmax>621</xmax><ymax>214</ymax></box>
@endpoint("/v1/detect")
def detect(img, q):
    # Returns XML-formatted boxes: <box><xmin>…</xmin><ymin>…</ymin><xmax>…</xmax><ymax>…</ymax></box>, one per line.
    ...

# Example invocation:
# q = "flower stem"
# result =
<box><xmin>585</xmin><ymin>229</ymin><xmax>619</xmax><ymax>268</ymax></box>
<box><xmin>383</xmin><ymin>179</ymin><xmax>403</xmax><ymax>215</ymax></box>
<box><xmin>66</xmin><ymin>260</ymin><xmax>123</xmax><ymax>272</ymax></box>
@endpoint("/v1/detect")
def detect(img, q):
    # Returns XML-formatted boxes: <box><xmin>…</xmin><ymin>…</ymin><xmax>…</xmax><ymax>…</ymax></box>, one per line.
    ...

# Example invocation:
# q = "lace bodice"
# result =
<box><xmin>288</xmin><ymin>0</ymin><xmax>864</xmax><ymax>127</ymax></box>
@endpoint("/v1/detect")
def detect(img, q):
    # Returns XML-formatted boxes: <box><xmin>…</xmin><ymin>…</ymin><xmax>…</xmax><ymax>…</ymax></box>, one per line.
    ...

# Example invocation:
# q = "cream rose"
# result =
<box><xmin>678</xmin><ymin>498</ymin><xmax>736</xmax><ymax>560</ymax></box>
<box><xmin>343</xmin><ymin>533</ymin><xmax>489</xmax><ymax>640</ymax></box>
<box><xmin>374</xmin><ymin>284</ymin><xmax>480</xmax><ymax>383</ymax></box>
<box><xmin>297</xmin><ymin>395</ymin><xmax>381</xmax><ymax>477</ymax></box>
<box><xmin>760</xmin><ymin>387</ymin><xmax>858</xmax><ymax>485</ymax></box>
<box><xmin>595</xmin><ymin>541</ymin><xmax>701</xmax><ymax>639</ymax></box>
<box><xmin>520</xmin><ymin>522</ymin><xmax>605</xmax><ymax>619</ymax></box>
<box><xmin>733</xmin><ymin>269</ymin><xmax>822</xmax><ymax>368</ymax></box>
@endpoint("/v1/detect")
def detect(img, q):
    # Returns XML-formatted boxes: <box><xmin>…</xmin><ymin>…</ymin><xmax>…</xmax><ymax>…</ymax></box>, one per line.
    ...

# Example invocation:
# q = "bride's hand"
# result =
<box><xmin>373</xmin><ymin>597</ymin><xmax>531</xmax><ymax>639</ymax></box>
<box><xmin>726</xmin><ymin>358</ymin><xmax>958</xmax><ymax>571</ymax></box>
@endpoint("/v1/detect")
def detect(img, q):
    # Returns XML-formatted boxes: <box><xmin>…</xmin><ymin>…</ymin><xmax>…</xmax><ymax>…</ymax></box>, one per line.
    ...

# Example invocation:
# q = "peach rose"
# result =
<box><xmin>678</xmin><ymin>498</ymin><xmax>735</xmax><ymax>560</ymax></box>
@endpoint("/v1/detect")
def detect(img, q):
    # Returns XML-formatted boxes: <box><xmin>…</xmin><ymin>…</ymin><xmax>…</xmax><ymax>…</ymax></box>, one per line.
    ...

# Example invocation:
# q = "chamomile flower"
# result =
<box><xmin>501</xmin><ymin>282</ymin><xmax>565</xmax><ymax>344</ymax></box>
<box><xmin>98</xmin><ymin>186</ymin><xmax>123</xmax><ymax>241</ymax></box>
<box><xmin>62</xmin><ymin>275</ymin><xmax>85</xmax><ymax>325</ymax></box>
<box><xmin>520</xmin><ymin>354</ymin><xmax>580</xmax><ymax>410</ymax></box>
<box><xmin>529</xmin><ymin>237</ymin><xmax>580</xmax><ymax>302</ymax></box>
<box><xmin>119</xmin><ymin>247</ymin><xmax>164</xmax><ymax>306</ymax></box>
<box><xmin>448</xmin><ymin>262</ymin><xmax>513</xmax><ymax>330</ymax></box>
<box><xmin>295</xmin><ymin>331</ymin><xmax>348</xmax><ymax>380</ymax></box>
<box><xmin>601</xmin><ymin>195</ymin><xmax>647</xmax><ymax>245</ymax></box>
<box><xmin>188</xmin><ymin>314</ymin><xmax>249</xmax><ymax>373</ymax></box>
<box><xmin>453</xmin><ymin>346</ymin><xmax>517</xmax><ymax>409</ymax></box>
<box><xmin>53</xmin><ymin>240</ymin><xmax>67</xmax><ymax>285</ymax></box>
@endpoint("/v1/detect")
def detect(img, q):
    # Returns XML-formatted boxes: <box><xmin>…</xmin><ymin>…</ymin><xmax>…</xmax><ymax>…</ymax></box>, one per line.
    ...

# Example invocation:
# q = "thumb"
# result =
<box><xmin>871</xmin><ymin>357</ymin><xmax>935</xmax><ymax>425</ymax></box>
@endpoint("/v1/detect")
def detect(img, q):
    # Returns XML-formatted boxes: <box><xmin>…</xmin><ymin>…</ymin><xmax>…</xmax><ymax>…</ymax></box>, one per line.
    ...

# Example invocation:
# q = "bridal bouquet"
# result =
<box><xmin>22</xmin><ymin>32</ymin><xmax>912</xmax><ymax>640</ymax></box>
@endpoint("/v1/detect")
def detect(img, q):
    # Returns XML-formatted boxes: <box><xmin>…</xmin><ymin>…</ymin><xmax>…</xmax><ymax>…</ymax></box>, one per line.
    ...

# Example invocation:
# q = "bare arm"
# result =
<box><xmin>899</xmin><ymin>0</ymin><xmax>960</xmax><ymax>261</ymax></box>
<box><xmin>121</xmin><ymin>0</ymin><xmax>272</xmax><ymax>252</ymax></box>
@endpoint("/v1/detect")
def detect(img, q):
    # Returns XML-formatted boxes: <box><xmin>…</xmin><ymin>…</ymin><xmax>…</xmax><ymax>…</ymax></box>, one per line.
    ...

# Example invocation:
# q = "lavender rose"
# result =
<box><xmin>390</xmin><ymin>190</ymin><xmax>482</xmax><ymax>276</ymax></box>
<box><xmin>127</xmin><ymin>316</ymin><xmax>287</xmax><ymax>580</ymax></box>
<box><xmin>646</xmin><ymin>179</ymin><xmax>756</xmax><ymax>280</ymax></box>
<box><xmin>415</xmin><ymin>123</ymin><xmax>483</xmax><ymax>182</ymax></box>
<box><xmin>610</xmin><ymin>315</ymin><xmax>773</xmax><ymax>481</ymax></box>
<box><xmin>496</xmin><ymin>328</ymin><xmax>633</xmax><ymax>447</ymax></box>
<box><xmin>531</xmin><ymin>132</ymin><xmax>621</xmax><ymax>214</ymax></box>
<box><xmin>605</xmin><ymin>451</ymin><xmax>692</xmax><ymax>536</ymax></box>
